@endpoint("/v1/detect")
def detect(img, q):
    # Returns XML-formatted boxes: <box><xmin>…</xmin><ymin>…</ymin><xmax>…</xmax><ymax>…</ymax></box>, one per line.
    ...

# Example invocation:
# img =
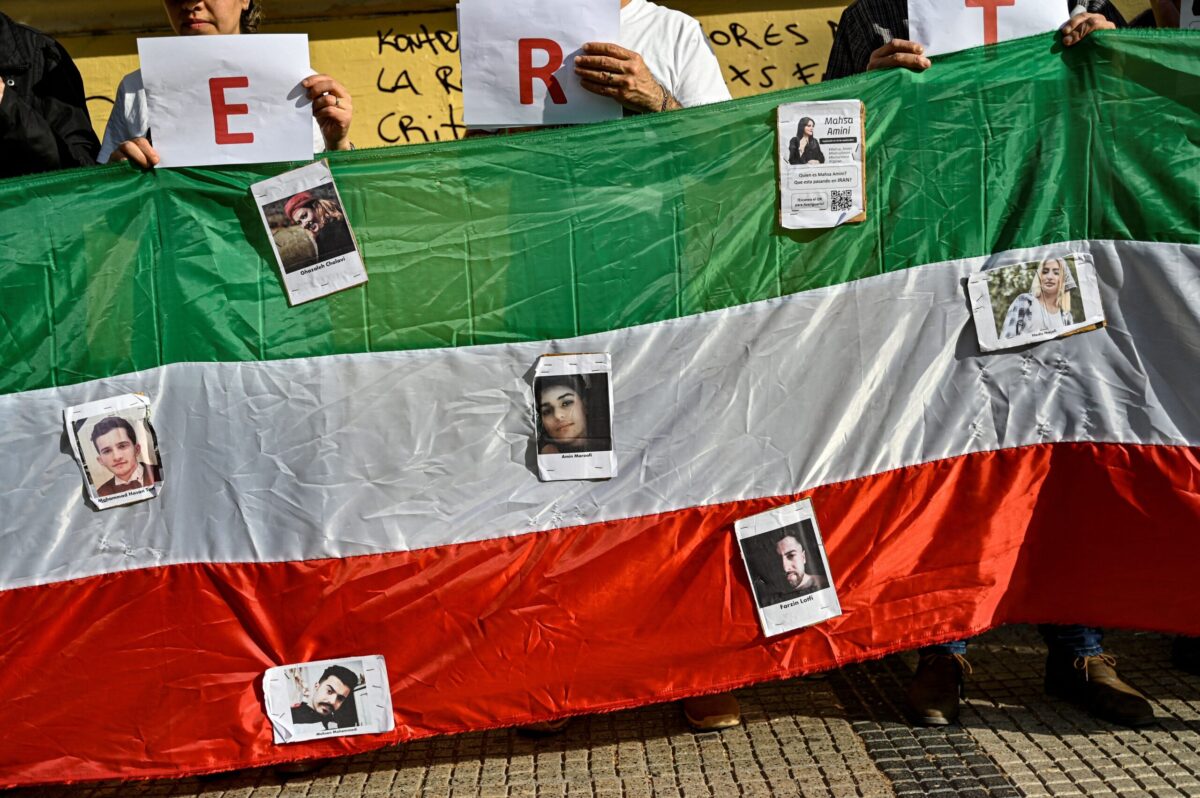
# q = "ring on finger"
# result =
<box><xmin>334</xmin><ymin>96</ymin><xmax>341</xmax><ymax>107</ymax></box>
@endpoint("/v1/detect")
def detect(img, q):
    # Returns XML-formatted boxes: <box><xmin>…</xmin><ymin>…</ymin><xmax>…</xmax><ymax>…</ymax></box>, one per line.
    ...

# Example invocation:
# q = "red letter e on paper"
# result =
<box><xmin>517</xmin><ymin>38</ymin><xmax>567</xmax><ymax>105</ymax></box>
<box><xmin>209</xmin><ymin>76</ymin><xmax>254</xmax><ymax>144</ymax></box>
<box><xmin>965</xmin><ymin>0</ymin><xmax>1017</xmax><ymax>44</ymax></box>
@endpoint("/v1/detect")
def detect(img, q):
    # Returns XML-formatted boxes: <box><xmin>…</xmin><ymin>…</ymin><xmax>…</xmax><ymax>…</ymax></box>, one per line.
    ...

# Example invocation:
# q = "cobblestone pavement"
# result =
<box><xmin>7</xmin><ymin>627</ymin><xmax>1199</xmax><ymax>798</ymax></box>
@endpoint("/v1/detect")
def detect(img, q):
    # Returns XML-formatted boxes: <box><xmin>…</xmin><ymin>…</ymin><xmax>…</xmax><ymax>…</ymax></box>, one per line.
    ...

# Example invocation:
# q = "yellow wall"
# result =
<box><xmin>58</xmin><ymin>0</ymin><xmax>1146</xmax><ymax>150</ymax></box>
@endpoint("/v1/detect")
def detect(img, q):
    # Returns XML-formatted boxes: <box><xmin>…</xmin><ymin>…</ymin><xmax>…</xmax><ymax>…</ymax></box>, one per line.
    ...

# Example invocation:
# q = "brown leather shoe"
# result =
<box><xmin>905</xmin><ymin>652</ymin><xmax>970</xmax><ymax>726</ymax></box>
<box><xmin>682</xmin><ymin>692</ymin><xmax>741</xmax><ymax>731</ymax></box>
<box><xmin>1044</xmin><ymin>653</ymin><xmax>1154</xmax><ymax>727</ymax></box>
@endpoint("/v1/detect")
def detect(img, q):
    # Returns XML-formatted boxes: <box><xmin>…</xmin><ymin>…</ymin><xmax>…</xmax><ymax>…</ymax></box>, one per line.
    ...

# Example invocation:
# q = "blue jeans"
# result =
<box><xmin>922</xmin><ymin>625</ymin><xmax>1104</xmax><ymax>658</ymax></box>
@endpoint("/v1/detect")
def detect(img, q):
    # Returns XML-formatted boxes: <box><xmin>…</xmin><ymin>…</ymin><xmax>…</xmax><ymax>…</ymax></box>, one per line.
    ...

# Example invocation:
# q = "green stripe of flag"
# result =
<box><xmin>0</xmin><ymin>31</ymin><xmax>1196</xmax><ymax>397</ymax></box>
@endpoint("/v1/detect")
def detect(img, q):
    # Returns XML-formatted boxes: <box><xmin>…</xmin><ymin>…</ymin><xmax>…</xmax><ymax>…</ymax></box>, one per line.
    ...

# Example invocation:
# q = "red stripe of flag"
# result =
<box><xmin>3</xmin><ymin>442</ymin><xmax>1197</xmax><ymax>786</ymax></box>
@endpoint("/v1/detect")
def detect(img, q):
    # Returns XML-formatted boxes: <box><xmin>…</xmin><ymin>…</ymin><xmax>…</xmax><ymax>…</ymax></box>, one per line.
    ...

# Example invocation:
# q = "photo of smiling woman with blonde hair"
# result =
<box><xmin>1001</xmin><ymin>256</ymin><xmax>1078</xmax><ymax>339</ymax></box>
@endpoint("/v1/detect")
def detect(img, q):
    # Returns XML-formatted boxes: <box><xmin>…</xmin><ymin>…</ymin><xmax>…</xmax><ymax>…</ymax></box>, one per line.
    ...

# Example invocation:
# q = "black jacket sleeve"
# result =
<box><xmin>1085</xmin><ymin>0</ymin><xmax>1128</xmax><ymax>27</ymax></box>
<box><xmin>0</xmin><ymin>40</ymin><xmax>99</xmax><ymax>176</ymax></box>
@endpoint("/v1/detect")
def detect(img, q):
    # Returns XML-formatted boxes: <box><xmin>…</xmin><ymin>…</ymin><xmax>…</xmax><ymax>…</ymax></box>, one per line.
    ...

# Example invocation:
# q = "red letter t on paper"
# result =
<box><xmin>517</xmin><ymin>38</ymin><xmax>567</xmax><ymax>105</ymax></box>
<box><xmin>965</xmin><ymin>0</ymin><xmax>1017</xmax><ymax>45</ymax></box>
<box><xmin>209</xmin><ymin>76</ymin><xmax>254</xmax><ymax>144</ymax></box>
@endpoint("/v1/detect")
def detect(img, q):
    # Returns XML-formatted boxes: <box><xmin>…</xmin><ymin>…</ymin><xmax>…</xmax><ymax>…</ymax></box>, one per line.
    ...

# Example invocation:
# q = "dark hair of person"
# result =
<box><xmin>90</xmin><ymin>416</ymin><xmax>137</xmax><ymax>450</ymax></box>
<box><xmin>241</xmin><ymin>0</ymin><xmax>263</xmax><ymax>34</ymax></box>
<box><xmin>769</xmin><ymin>526</ymin><xmax>804</xmax><ymax>550</ymax></box>
<box><xmin>743</xmin><ymin>523</ymin><xmax>812</xmax><ymax>607</ymax></box>
<box><xmin>796</xmin><ymin>116</ymin><xmax>815</xmax><ymax>138</ymax></box>
<box><xmin>538</xmin><ymin>374</ymin><xmax>587</xmax><ymax>404</ymax></box>
<box><xmin>319</xmin><ymin>664</ymin><xmax>359</xmax><ymax>691</ymax></box>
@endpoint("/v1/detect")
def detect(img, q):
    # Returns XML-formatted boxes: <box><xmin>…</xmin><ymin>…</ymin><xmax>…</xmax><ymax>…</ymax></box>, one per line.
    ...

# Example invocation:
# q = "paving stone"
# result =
<box><xmin>10</xmin><ymin>627</ymin><xmax>1200</xmax><ymax>798</ymax></box>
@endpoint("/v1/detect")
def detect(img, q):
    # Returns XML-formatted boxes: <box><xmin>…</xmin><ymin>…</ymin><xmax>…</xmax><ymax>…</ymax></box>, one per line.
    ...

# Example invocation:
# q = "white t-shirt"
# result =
<box><xmin>98</xmin><ymin>69</ymin><xmax>327</xmax><ymax>163</ymax></box>
<box><xmin>620</xmin><ymin>0</ymin><xmax>731</xmax><ymax>108</ymax></box>
<box><xmin>1030</xmin><ymin>300</ymin><xmax>1067</xmax><ymax>334</ymax></box>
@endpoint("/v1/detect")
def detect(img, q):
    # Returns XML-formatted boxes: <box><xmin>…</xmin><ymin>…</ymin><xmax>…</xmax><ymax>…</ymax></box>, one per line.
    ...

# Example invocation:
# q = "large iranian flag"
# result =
<box><xmin>0</xmin><ymin>31</ymin><xmax>1197</xmax><ymax>787</ymax></box>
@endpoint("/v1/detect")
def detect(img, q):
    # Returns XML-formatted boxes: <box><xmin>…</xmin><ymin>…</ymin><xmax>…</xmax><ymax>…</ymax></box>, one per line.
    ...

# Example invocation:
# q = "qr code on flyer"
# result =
<box><xmin>830</xmin><ymin>190</ymin><xmax>853</xmax><ymax>213</ymax></box>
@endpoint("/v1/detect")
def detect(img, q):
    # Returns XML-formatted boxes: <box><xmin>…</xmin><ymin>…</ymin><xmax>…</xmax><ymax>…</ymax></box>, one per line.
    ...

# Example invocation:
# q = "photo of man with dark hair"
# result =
<box><xmin>290</xmin><ymin>664</ymin><xmax>360</xmax><ymax>730</ymax></box>
<box><xmin>744</xmin><ymin>521</ymin><xmax>831</xmax><ymax>609</ymax></box>
<box><xmin>265</xmin><ymin>655</ymin><xmax>392</xmax><ymax>743</ymax></box>
<box><xmin>89</xmin><ymin>415</ymin><xmax>162</xmax><ymax>497</ymax></box>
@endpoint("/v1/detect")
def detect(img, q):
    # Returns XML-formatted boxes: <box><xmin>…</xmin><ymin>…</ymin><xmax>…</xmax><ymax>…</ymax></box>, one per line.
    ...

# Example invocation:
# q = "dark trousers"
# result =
<box><xmin>922</xmin><ymin>625</ymin><xmax>1104</xmax><ymax>658</ymax></box>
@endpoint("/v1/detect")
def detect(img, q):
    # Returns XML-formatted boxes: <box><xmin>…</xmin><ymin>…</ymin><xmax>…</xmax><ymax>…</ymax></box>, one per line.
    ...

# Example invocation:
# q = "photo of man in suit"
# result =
<box><xmin>90</xmin><ymin>416</ymin><xmax>161</xmax><ymax>497</ymax></box>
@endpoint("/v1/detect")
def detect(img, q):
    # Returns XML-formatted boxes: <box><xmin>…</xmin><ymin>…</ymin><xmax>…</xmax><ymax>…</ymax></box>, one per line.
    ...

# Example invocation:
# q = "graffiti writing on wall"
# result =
<box><xmin>374</xmin><ymin>25</ymin><xmax>465</xmax><ymax>144</ymax></box>
<box><xmin>69</xmin><ymin>7</ymin><xmax>848</xmax><ymax>150</ymax></box>
<box><xmin>704</xmin><ymin>18</ymin><xmax>839</xmax><ymax>92</ymax></box>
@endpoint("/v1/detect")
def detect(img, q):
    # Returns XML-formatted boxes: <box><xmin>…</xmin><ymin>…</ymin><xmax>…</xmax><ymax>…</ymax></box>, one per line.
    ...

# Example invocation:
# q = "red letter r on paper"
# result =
<box><xmin>965</xmin><ymin>0</ymin><xmax>1017</xmax><ymax>45</ymax></box>
<box><xmin>209</xmin><ymin>76</ymin><xmax>254</xmax><ymax>145</ymax></box>
<box><xmin>518</xmin><ymin>38</ymin><xmax>567</xmax><ymax>105</ymax></box>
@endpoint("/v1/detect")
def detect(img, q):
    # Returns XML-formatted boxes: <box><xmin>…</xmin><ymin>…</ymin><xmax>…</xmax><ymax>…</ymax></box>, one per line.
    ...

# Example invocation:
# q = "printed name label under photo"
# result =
<box><xmin>533</xmin><ymin>353</ymin><xmax>617</xmax><ymax>482</ymax></box>
<box><xmin>251</xmin><ymin>159</ymin><xmax>368</xmax><ymax>306</ymax></box>
<box><xmin>776</xmin><ymin>100</ymin><xmax>865</xmax><ymax>230</ymax></box>
<box><xmin>64</xmin><ymin>393</ymin><xmax>163</xmax><ymax>510</ymax></box>
<box><xmin>138</xmin><ymin>34</ymin><xmax>314</xmax><ymax>168</ymax></box>
<box><xmin>967</xmin><ymin>252</ymin><xmax>1105</xmax><ymax>353</ymax></box>
<box><xmin>735</xmin><ymin>499</ymin><xmax>841</xmax><ymax>638</ymax></box>
<box><xmin>263</xmin><ymin>655</ymin><xmax>394</xmax><ymax>744</ymax></box>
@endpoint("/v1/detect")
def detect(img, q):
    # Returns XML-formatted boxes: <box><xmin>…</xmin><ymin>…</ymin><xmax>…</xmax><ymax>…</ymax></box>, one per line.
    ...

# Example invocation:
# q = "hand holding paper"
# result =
<box><xmin>866</xmin><ymin>39</ymin><xmax>932</xmax><ymax>73</ymax></box>
<box><xmin>574</xmin><ymin>42</ymin><xmax>679</xmax><ymax>113</ymax></box>
<box><xmin>1059</xmin><ymin>12</ymin><xmax>1116</xmax><ymax>46</ymax></box>
<box><xmin>304</xmin><ymin>74</ymin><xmax>354</xmax><ymax>151</ymax></box>
<box><xmin>110</xmin><ymin>136</ymin><xmax>160</xmax><ymax>169</ymax></box>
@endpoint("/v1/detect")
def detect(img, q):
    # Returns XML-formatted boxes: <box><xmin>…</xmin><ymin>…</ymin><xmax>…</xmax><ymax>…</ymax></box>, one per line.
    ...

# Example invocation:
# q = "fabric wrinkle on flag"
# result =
<box><xmin>0</xmin><ymin>30</ymin><xmax>1196</xmax><ymax>788</ymax></box>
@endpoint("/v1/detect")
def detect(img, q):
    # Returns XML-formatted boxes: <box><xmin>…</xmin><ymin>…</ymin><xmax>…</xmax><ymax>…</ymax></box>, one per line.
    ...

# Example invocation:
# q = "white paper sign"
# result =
<box><xmin>534</xmin><ymin>353</ymin><xmax>617</xmax><ymax>481</ymax></box>
<box><xmin>263</xmin><ymin>655</ymin><xmax>394</xmax><ymax>744</ymax></box>
<box><xmin>967</xmin><ymin>252</ymin><xmax>1105</xmax><ymax>352</ymax></box>
<box><xmin>1183</xmin><ymin>4</ymin><xmax>1200</xmax><ymax>30</ymax></box>
<box><xmin>735</xmin><ymin>499</ymin><xmax>840</xmax><ymax>638</ymax></box>
<box><xmin>251</xmin><ymin>160</ymin><xmax>367</xmax><ymax>306</ymax></box>
<box><xmin>459</xmin><ymin>0</ymin><xmax>622</xmax><ymax>127</ymax></box>
<box><xmin>909</xmin><ymin>0</ymin><xmax>1068</xmax><ymax>57</ymax></box>
<box><xmin>777</xmin><ymin>100</ymin><xmax>865</xmax><ymax>230</ymax></box>
<box><xmin>138</xmin><ymin>34</ymin><xmax>314</xmax><ymax>167</ymax></box>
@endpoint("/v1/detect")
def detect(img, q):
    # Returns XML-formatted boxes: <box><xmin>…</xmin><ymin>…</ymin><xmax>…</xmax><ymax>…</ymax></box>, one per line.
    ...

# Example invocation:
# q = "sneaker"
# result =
<box><xmin>1044</xmin><ymin>653</ymin><xmax>1154</xmax><ymax>727</ymax></box>
<box><xmin>681</xmin><ymin>692</ymin><xmax>741</xmax><ymax>731</ymax></box>
<box><xmin>905</xmin><ymin>652</ymin><xmax>970</xmax><ymax>726</ymax></box>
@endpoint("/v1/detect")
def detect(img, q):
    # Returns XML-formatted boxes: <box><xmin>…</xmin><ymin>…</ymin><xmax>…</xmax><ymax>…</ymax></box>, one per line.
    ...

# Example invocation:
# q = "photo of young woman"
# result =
<box><xmin>1001</xmin><ymin>256</ymin><xmax>1077</xmax><ymax>339</ymax></box>
<box><xmin>787</xmin><ymin>116</ymin><xmax>825</xmax><ymax>165</ymax></box>
<box><xmin>535</xmin><ymin>373</ymin><xmax>612</xmax><ymax>455</ymax></box>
